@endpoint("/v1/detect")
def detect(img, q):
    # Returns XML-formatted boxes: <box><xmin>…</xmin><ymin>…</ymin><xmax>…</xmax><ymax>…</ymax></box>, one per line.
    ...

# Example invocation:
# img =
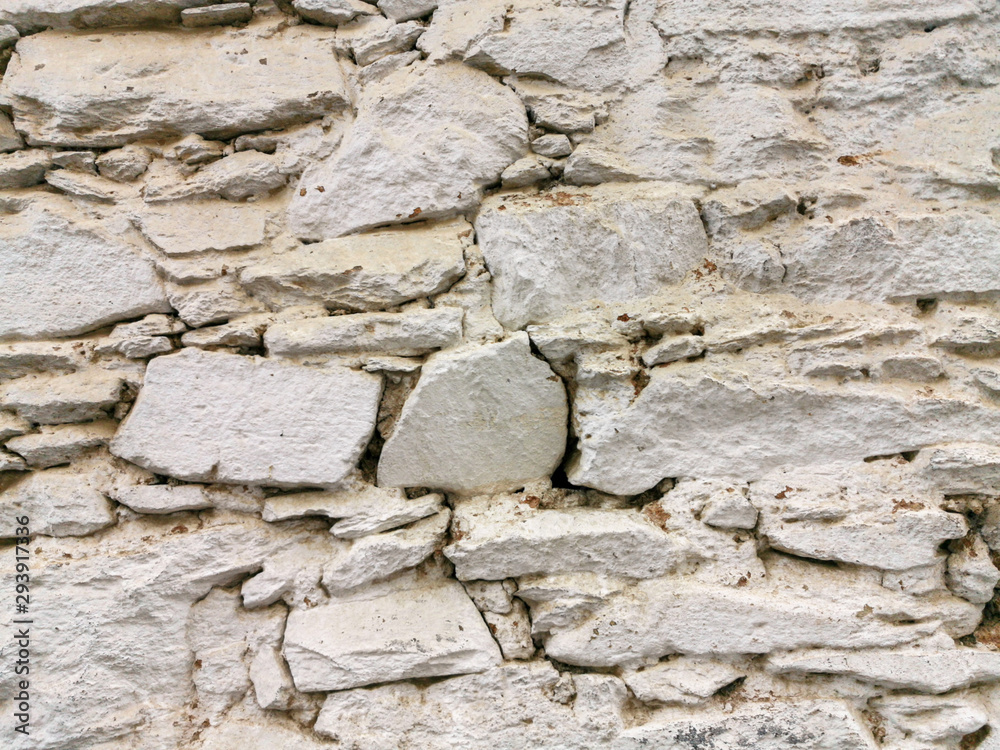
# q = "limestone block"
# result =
<box><xmin>265</xmin><ymin>307</ymin><xmax>463</xmax><ymax>357</ymax></box>
<box><xmin>135</xmin><ymin>200</ymin><xmax>269</xmax><ymax>256</ymax></box>
<box><xmin>1</xmin><ymin>23</ymin><xmax>351</xmax><ymax>146</ymax></box>
<box><xmin>113</xmin><ymin>484</ymin><xmax>215</xmax><ymax>514</ymax></box>
<box><xmin>475</xmin><ymin>185</ymin><xmax>707</xmax><ymax>329</ymax></box>
<box><xmin>180</xmin><ymin>1</ymin><xmax>252</xmax><ymax>26</ymax></box>
<box><xmin>111</xmin><ymin>348</ymin><xmax>382</xmax><ymax>487</ymax></box>
<box><xmin>1</xmin><ymin>370</ymin><xmax>123</xmax><ymax>424</ymax></box>
<box><xmin>378</xmin><ymin>334</ymin><xmax>567</xmax><ymax>494</ymax></box>
<box><xmin>0</xmin><ymin>465</ymin><xmax>115</xmax><ymax>537</ymax></box>
<box><xmin>5</xmin><ymin>420</ymin><xmax>117</xmax><ymax>468</ymax></box>
<box><xmin>293</xmin><ymin>0</ymin><xmax>377</xmax><ymax>26</ymax></box>
<box><xmin>0</xmin><ymin>199</ymin><xmax>170</xmax><ymax>340</ymax></box>
<box><xmin>283</xmin><ymin>577</ymin><xmax>502</xmax><ymax>691</ymax></box>
<box><xmin>622</xmin><ymin>657</ymin><xmax>745</xmax><ymax>705</ymax></box>
<box><xmin>287</xmin><ymin>62</ymin><xmax>527</xmax><ymax>239</ymax></box>
<box><xmin>239</xmin><ymin>219</ymin><xmax>469</xmax><ymax>311</ymax></box>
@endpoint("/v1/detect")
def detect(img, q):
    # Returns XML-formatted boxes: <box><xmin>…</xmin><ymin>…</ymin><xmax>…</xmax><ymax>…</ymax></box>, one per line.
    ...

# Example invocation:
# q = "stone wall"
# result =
<box><xmin>1</xmin><ymin>1</ymin><xmax>1000</xmax><ymax>748</ymax></box>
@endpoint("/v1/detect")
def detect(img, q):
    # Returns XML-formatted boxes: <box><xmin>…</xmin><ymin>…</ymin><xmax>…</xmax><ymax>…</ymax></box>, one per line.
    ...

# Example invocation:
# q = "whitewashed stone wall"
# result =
<box><xmin>1</xmin><ymin>1</ymin><xmax>1000</xmax><ymax>748</ymax></box>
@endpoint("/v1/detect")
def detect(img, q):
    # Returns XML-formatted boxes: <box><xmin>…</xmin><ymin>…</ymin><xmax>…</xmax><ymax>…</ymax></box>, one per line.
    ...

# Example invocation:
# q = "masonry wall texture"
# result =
<box><xmin>1</xmin><ymin>1</ymin><xmax>1000</xmax><ymax>749</ymax></box>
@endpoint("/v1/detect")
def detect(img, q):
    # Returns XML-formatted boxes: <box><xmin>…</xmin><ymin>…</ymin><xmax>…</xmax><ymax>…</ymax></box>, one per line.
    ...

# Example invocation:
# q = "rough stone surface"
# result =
<box><xmin>0</xmin><ymin>198</ymin><xmax>170</xmax><ymax>340</ymax></box>
<box><xmin>111</xmin><ymin>348</ymin><xmax>382</xmax><ymax>487</ymax></box>
<box><xmin>283</xmin><ymin>576</ymin><xmax>502</xmax><ymax>691</ymax></box>
<box><xmin>476</xmin><ymin>185</ymin><xmax>707</xmax><ymax>329</ymax></box>
<box><xmin>379</xmin><ymin>334</ymin><xmax>567</xmax><ymax>494</ymax></box>
<box><xmin>287</xmin><ymin>62</ymin><xmax>527</xmax><ymax>239</ymax></box>
<box><xmin>1</xmin><ymin>22</ymin><xmax>351</xmax><ymax>147</ymax></box>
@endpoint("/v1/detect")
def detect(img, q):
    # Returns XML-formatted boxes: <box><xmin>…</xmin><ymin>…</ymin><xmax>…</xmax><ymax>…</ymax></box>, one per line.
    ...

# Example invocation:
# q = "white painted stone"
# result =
<box><xmin>113</xmin><ymin>484</ymin><xmax>215</xmax><ymax>514</ymax></box>
<box><xmin>96</xmin><ymin>145</ymin><xmax>151</xmax><ymax>182</ymax></box>
<box><xmin>5</xmin><ymin>420</ymin><xmax>116</xmax><ymax>468</ymax></box>
<box><xmin>287</xmin><ymin>62</ymin><xmax>527</xmax><ymax>239</ymax></box>
<box><xmin>1</xmin><ymin>370</ymin><xmax>123</xmax><ymax>424</ymax></box>
<box><xmin>322</xmin><ymin>509</ymin><xmax>449</xmax><ymax>592</ymax></box>
<box><xmin>263</xmin><ymin>484</ymin><xmax>443</xmax><ymax>537</ymax></box>
<box><xmin>239</xmin><ymin>219</ymin><xmax>469</xmax><ymax>311</ymax></box>
<box><xmin>283</xmin><ymin>577</ymin><xmax>502</xmax><ymax>691</ymax></box>
<box><xmin>482</xmin><ymin>599</ymin><xmax>534</xmax><ymax>660</ymax></box>
<box><xmin>293</xmin><ymin>0</ymin><xmax>377</xmax><ymax>25</ymax></box>
<box><xmin>475</xmin><ymin>185</ymin><xmax>707</xmax><ymax>329</ymax></box>
<box><xmin>111</xmin><ymin>348</ymin><xmax>382</xmax><ymax>487</ymax></box>
<box><xmin>0</xmin><ymin>198</ymin><xmax>170</xmax><ymax>340</ymax></box>
<box><xmin>265</xmin><ymin>307</ymin><xmax>463</xmax><ymax>357</ymax></box>
<box><xmin>767</xmin><ymin>645</ymin><xmax>1000</xmax><ymax>694</ymax></box>
<box><xmin>0</xmin><ymin>464</ymin><xmax>115</xmax><ymax>537</ymax></box>
<box><xmin>249</xmin><ymin>645</ymin><xmax>296</xmax><ymax>711</ymax></box>
<box><xmin>540</xmin><ymin>556</ymin><xmax>980</xmax><ymax>668</ymax></box>
<box><xmin>136</xmin><ymin>200</ymin><xmax>269</xmax><ymax>256</ymax></box>
<box><xmin>180</xmin><ymin>1</ymin><xmax>252</xmax><ymax>26</ymax></box>
<box><xmin>0</xmin><ymin>149</ymin><xmax>51</xmax><ymax>188</ymax></box>
<box><xmin>947</xmin><ymin>534</ymin><xmax>1000</xmax><ymax>604</ymax></box>
<box><xmin>378</xmin><ymin>334</ymin><xmax>567</xmax><ymax>494</ymax></box>
<box><xmin>1</xmin><ymin>22</ymin><xmax>351</xmax><ymax>147</ymax></box>
<box><xmin>622</xmin><ymin>657</ymin><xmax>745</xmax><ymax>705</ymax></box>
<box><xmin>0</xmin><ymin>112</ymin><xmax>24</xmax><ymax>152</ymax></box>
<box><xmin>568</xmin><ymin>361</ymin><xmax>1000</xmax><ymax>495</ymax></box>
<box><xmin>753</xmin><ymin>467</ymin><xmax>968</xmax><ymax>570</ymax></box>
<box><xmin>378</xmin><ymin>0</ymin><xmax>436</xmax><ymax>22</ymax></box>
<box><xmin>445</xmin><ymin>493</ymin><xmax>692</xmax><ymax>580</ymax></box>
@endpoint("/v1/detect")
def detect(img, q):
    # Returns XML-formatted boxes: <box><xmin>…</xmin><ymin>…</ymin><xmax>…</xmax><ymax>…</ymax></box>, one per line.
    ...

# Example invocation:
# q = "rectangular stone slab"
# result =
<box><xmin>0</xmin><ymin>22</ymin><xmax>351</xmax><ymax>147</ymax></box>
<box><xmin>110</xmin><ymin>348</ymin><xmax>382</xmax><ymax>488</ymax></box>
<box><xmin>283</xmin><ymin>578</ymin><xmax>502</xmax><ymax>691</ymax></box>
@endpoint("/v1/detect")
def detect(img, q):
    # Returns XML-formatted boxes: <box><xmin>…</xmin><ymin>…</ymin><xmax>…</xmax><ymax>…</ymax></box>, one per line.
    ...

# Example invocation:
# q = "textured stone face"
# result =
<box><xmin>378</xmin><ymin>333</ymin><xmax>568</xmax><ymax>494</ymax></box>
<box><xmin>1</xmin><ymin>22</ymin><xmax>351</xmax><ymax>146</ymax></box>
<box><xmin>111</xmin><ymin>348</ymin><xmax>382</xmax><ymax>487</ymax></box>
<box><xmin>0</xmin><ymin>199</ymin><xmax>171</xmax><ymax>340</ymax></box>
<box><xmin>286</xmin><ymin>61</ymin><xmax>528</xmax><ymax>238</ymax></box>
<box><xmin>7</xmin><ymin>3</ymin><xmax>1000</xmax><ymax>749</ymax></box>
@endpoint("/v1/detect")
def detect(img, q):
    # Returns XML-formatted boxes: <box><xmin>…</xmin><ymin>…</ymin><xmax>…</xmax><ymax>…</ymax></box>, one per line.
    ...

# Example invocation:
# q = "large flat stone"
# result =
<box><xmin>0</xmin><ymin>0</ymin><xmax>228</xmax><ymax>31</ymax></box>
<box><xmin>282</xmin><ymin>577</ymin><xmax>502</xmax><ymax>691</ymax></box>
<box><xmin>445</xmin><ymin>493</ymin><xmax>694</xmax><ymax>580</ymax></box>
<box><xmin>0</xmin><ymin>198</ymin><xmax>170</xmax><ymax>340</ymax></box>
<box><xmin>541</xmin><ymin>556</ymin><xmax>981</xmax><ymax>668</ymax></box>
<box><xmin>475</xmin><ymin>184</ymin><xmax>707</xmax><ymax>329</ymax></box>
<box><xmin>568</xmin><ymin>361</ymin><xmax>1000</xmax><ymax>495</ymax></box>
<box><xmin>135</xmin><ymin>200</ymin><xmax>270</xmax><ymax>256</ymax></box>
<box><xmin>111</xmin><ymin>348</ymin><xmax>381</xmax><ymax>487</ymax></box>
<box><xmin>287</xmin><ymin>61</ymin><xmax>527</xmax><ymax>239</ymax></box>
<box><xmin>1</xmin><ymin>21</ymin><xmax>351</xmax><ymax>147</ymax></box>
<box><xmin>378</xmin><ymin>333</ymin><xmax>568</xmax><ymax>494</ymax></box>
<box><xmin>239</xmin><ymin>219</ymin><xmax>468</xmax><ymax>312</ymax></box>
<box><xmin>0</xmin><ymin>464</ymin><xmax>115</xmax><ymax>538</ymax></box>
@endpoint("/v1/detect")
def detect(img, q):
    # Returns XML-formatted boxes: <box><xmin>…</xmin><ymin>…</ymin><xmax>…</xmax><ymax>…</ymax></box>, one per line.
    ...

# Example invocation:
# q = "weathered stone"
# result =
<box><xmin>96</xmin><ymin>145</ymin><xmax>151</xmax><ymax>182</ymax></box>
<box><xmin>475</xmin><ymin>185</ymin><xmax>707</xmax><ymax>329</ymax></box>
<box><xmin>51</xmin><ymin>151</ymin><xmax>97</xmax><ymax>173</ymax></box>
<box><xmin>322</xmin><ymin>509</ymin><xmax>449</xmax><ymax>592</ymax></box>
<box><xmin>283</xmin><ymin>576</ymin><xmax>502</xmax><ymax>691</ymax></box>
<box><xmin>500</xmin><ymin>155</ymin><xmax>552</xmax><ymax>189</ymax></box>
<box><xmin>462</xmin><ymin>579</ymin><xmax>514</xmax><ymax>614</ymax></box>
<box><xmin>0</xmin><ymin>450</ymin><xmax>27</xmax><ymax>471</ymax></box>
<box><xmin>0</xmin><ymin>464</ymin><xmax>115</xmax><ymax>537</ymax></box>
<box><xmin>379</xmin><ymin>334</ymin><xmax>567</xmax><ymax>494</ymax></box>
<box><xmin>622</xmin><ymin>657</ymin><xmax>745</xmax><ymax>705</ymax></box>
<box><xmin>0</xmin><ymin>341</ymin><xmax>82</xmax><ymax>381</ymax></box>
<box><xmin>287</xmin><ymin>62</ymin><xmax>527</xmax><ymax>239</ymax></box>
<box><xmin>568</xmin><ymin>361</ymin><xmax>1000</xmax><ymax>495</ymax></box>
<box><xmin>166</xmin><ymin>133</ymin><xmax>226</xmax><ymax>166</ymax></box>
<box><xmin>483</xmin><ymin>599</ymin><xmax>534</xmax><ymax>660</ymax></box>
<box><xmin>239</xmin><ymin>219</ymin><xmax>468</xmax><ymax>311</ymax></box>
<box><xmin>353</xmin><ymin>20</ymin><xmax>424</xmax><ymax>66</ymax></box>
<box><xmin>1</xmin><ymin>22</ymin><xmax>351</xmax><ymax>147</ymax></box>
<box><xmin>541</xmin><ymin>556</ymin><xmax>980</xmax><ymax>668</ymax></box>
<box><xmin>265</xmin><ymin>307</ymin><xmax>463</xmax><ymax>357</ymax></box>
<box><xmin>0</xmin><ymin>198</ymin><xmax>170</xmax><ymax>341</ymax></box>
<box><xmin>700</xmin><ymin>487</ymin><xmax>758</xmax><ymax>530</ymax></box>
<box><xmin>767</xmin><ymin>644</ymin><xmax>1000</xmax><ymax>694</ymax></box>
<box><xmin>144</xmin><ymin>150</ymin><xmax>287</xmax><ymax>202</ymax></box>
<box><xmin>136</xmin><ymin>200</ymin><xmax>269</xmax><ymax>256</ymax></box>
<box><xmin>753</xmin><ymin>467</ymin><xmax>968</xmax><ymax>570</ymax></box>
<box><xmin>249</xmin><ymin>645</ymin><xmax>297</xmax><ymax>711</ymax></box>
<box><xmin>167</xmin><ymin>277</ymin><xmax>267</xmax><ymax>328</ymax></box>
<box><xmin>532</xmin><ymin>133</ymin><xmax>572</xmax><ymax>157</ymax></box>
<box><xmin>44</xmin><ymin>169</ymin><xmax>131</xmax><ymax>203</ymax></box>
<box><xmin>873</xmin><ymin>694</ymin><xmax>988</xmax><ymax>745</ymax></box>
<box><xmin>0</xmin><ymin>411</ymin><xmax>31</xmax><ymax>441</ymax></box>
<box><xmin>293</xmin><ymin>0</ymin><xmax>377</xmax><ymax>25</ymax></box>
<box><xmin>5</xmin><ymin>420</ymin><xmax>117</xmax><ymax>468</ymax></box>
<box><xmin>0</xmin><ymin>149</ymin><xmax>50</xmax><ymax>187</ymax></box>
<box><xmin>920</xmin><ymin>443</ymin><xmax>1000</xmax><ymax>495</ymax></box>
<box><xmin>641</xmin><ymin>335</ymin><xmax>705</xmax><ymax>367</ymax></box>
<box><xmin>1</xmin><ymin>370</ymin><xmax>122</xmax><ymax>424</ymax></box>
<box><xmin>0</xmin><ymin>112</ymin><xmax>24</xmax><ymax>152</ymax></box>
<box><xmin>111</xmin><ymin>348</ymin><xmax>382</xmax><ymax>487</ymax></box>
<box><xmin>0</xmin><ymin>0</ymin><xmax>245</xmax><ymax>31</ymax></box>
<box><xmin>180</xmin><ymin>1</ymin><xmax>252</xmax><ymax>26</ymax></box>
<box><xmin>378</xmin><ymin>0</ymin><xmax>436</xmax><ymax>22</ymax></box>
<box><xmin>947</xmin><ymin>534</ymin><xmax>1000</xmax><ymax>603</ymax></box>
<box><xmin>113</xmin><ymin>484</ymin><xmax>215</xmax><ymax>514</ymax></box>
<box><xmin>445</xmin><ymin>493</ymin><xmax>692</xmax><ymax>580</ymax></box>
<box><xmin>652</xmin><ymin>0</ymin><xmax>989</xmax><ymax>36</ymax></box>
